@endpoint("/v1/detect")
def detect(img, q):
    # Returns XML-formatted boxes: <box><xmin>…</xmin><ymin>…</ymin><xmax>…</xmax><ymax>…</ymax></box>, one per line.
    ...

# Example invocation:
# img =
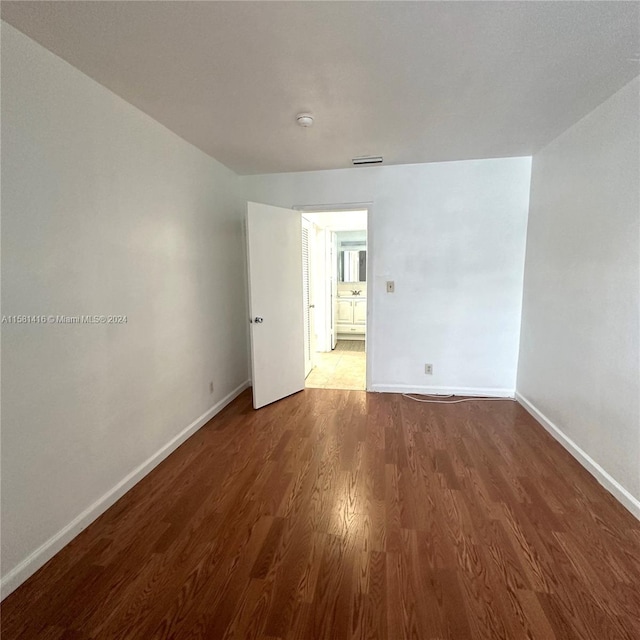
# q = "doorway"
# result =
<box><xmin>300</xmin><ymin>209</ymin><xmax>368</xmax><ymax>391</ymax></box>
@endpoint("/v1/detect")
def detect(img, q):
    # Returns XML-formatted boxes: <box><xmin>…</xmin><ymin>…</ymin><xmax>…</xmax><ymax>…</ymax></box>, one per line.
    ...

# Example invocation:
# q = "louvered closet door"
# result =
<box><xmin>302</xmin><ymin>222</ymin><xmax>313</xmax><ymax>377</ymax></box>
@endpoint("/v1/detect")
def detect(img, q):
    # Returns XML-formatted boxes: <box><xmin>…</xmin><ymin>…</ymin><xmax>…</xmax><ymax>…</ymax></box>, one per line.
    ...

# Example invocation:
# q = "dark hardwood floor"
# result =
<box><xmin>2</xmin><ymin>389</ymin><xmax>639</xmax><ymax>639</ymax></box>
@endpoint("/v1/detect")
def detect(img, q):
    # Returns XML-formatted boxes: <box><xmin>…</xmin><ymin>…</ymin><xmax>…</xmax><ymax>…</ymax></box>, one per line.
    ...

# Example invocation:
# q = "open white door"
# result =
<box><xmin>246</xmin><ymin>202</ymin><xmax>305</xmax><ymax>409</ymax></box>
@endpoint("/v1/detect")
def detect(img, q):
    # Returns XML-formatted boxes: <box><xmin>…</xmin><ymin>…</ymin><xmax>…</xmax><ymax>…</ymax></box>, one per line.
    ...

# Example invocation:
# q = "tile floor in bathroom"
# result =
<box><xmin>305</xmin><ymin>340</ymin><xmax>366</xmax><ymax>390</ymax></box>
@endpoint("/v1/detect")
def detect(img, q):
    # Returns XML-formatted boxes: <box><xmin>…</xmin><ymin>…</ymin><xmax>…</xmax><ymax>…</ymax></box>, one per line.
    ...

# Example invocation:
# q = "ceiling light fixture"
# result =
<box><xmin>296</xmin><ymin>113</ymin><xmax>314</xmax><ymax>127</ymax></box>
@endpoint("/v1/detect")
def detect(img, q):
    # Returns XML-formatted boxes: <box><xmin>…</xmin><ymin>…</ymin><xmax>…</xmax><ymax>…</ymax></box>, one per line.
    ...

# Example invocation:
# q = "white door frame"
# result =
<box><xmin>330</xmin><ymin>230</ymin><xmax>338</xmax><ymax>350</ymax></box>
<box><xmin>301</xmin><ymin>217</ymin><xmax>315</xmax><ymax>377</ymax></box>
<box><xmin>293</xmin><ymin>202</ymin><xmax>374</xmax><ymax>392</ymax></box>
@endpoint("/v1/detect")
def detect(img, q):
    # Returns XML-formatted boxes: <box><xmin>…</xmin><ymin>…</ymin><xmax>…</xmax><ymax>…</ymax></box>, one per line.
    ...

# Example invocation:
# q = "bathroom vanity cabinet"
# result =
<box><xmin>336</xmin><ymin>297</ymin><xmax>366</xmax><ymax>337</ymax></box>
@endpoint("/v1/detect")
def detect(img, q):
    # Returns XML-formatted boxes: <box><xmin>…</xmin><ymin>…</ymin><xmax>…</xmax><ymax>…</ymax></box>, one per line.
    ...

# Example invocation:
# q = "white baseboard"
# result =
<box><xmin>371</xmin><ymin>383</ymin><xmax>514</xmax><ymax>398</ymax></box>
<box><xmin>0</xmin><ymin>380</ymin><xmax>251</xmax><ymax>601</ymax></box>
<box><xmin>516</xmin><ymin>392</ymin><xmax>640</xmax><ymax>521</ymax></box>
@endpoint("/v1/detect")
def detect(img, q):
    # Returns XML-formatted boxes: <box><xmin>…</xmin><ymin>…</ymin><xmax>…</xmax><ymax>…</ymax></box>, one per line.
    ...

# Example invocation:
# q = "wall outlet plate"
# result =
<box><xmin>425</xmin><ymin>364</ymin><xmax>433</xmax><ymax>375</ymax></box>
<box><xmin>209</xmin><ymin>381</ymin><xmax>214</xmax><ymax>394</ymax></box>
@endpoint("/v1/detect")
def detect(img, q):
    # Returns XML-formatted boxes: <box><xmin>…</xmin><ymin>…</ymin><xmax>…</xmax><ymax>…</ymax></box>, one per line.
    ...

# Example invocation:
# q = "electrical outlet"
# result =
<box><xmin>386</xmin><ymin>281</ymin><xmax>395</xmax><ymax>293</ymax></box>
<box><xmin>425</xmin><ymin>364</ymin><xmax>433</xmax><ymax>375</ymax></box>
<box><xmin>209</xmin><ymin>381</ymin><xmax>214</xmax><ymax>394</ymax></box>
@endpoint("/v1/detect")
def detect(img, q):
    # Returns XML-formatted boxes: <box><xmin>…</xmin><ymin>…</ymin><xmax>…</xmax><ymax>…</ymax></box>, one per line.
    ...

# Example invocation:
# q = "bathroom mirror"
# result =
<box><xmin>338</xmin><ymin>250</ymin><xmax>366</xmax><ymax>283</ymax></box>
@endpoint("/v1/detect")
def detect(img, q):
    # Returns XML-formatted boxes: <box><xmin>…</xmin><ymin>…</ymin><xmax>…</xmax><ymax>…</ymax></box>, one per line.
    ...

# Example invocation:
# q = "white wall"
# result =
<box><xmin>1</xmin><ymin>23</ymin><xmax>249</xmax><ymax>595</ymax></box>
<box><xmin>517</xmin><ymin>77</ymin><xmax>640</xmax><ymax>513</ymax></box>
<box><xmin>241</xmin><ymin>157</ymin><xmax>532</xmax><ymax>395</ymax></box>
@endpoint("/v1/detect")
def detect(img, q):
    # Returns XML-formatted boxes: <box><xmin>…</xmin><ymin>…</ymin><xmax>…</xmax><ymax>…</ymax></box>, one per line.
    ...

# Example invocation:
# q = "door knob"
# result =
<box><xmin>254</xmin><ymin>316</ymin><xmax>264</xmax><ymax>324</ymax></box>
<box><xmin>309</xmin><ymin>304</ymin><xmax>315</xmax><ymax>309</ymax></box>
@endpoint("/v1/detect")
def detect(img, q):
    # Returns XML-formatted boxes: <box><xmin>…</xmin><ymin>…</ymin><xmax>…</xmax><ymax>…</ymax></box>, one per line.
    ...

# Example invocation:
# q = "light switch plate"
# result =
<box><xmin>386</xmin><ymin>281</ymin><xmax>395</xmax><ymax>293</ymax></box>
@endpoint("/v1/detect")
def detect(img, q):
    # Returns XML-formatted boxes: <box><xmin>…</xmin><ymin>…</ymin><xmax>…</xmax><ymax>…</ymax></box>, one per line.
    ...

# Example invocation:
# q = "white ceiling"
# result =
<box><xmin>2</xmin><ymin>1</ymin><xmax>638</xmax><ymax>175</ymax></box>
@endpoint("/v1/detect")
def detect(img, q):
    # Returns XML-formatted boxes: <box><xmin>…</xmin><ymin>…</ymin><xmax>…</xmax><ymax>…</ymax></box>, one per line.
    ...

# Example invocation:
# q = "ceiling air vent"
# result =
<box><xmin>352</xmin><ymin>155</ymin><xmax>383</xmax><ymax>166</ymax></box>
